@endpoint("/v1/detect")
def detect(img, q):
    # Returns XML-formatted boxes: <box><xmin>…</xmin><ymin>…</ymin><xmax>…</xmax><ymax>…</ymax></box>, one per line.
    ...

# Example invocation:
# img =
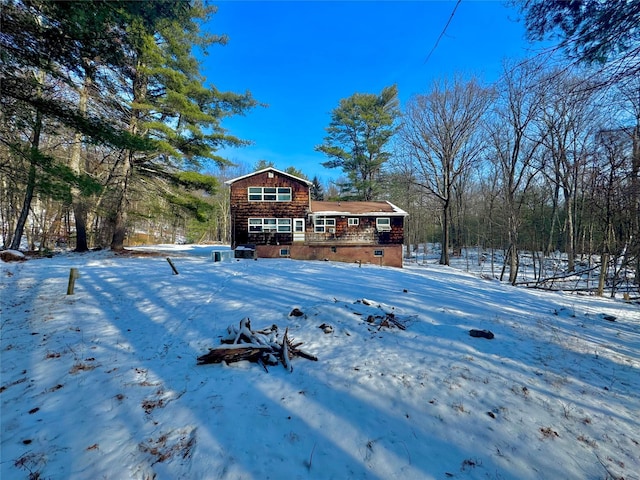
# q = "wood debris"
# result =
<box><xmin>366</xmin><ymin>312</ymin><xmax>407</xmax><ymax>330</ymax></box>
<box><xmin>197</xmin><ymin>318</ymin><xmax>317</xmax><ymax>372</ymax></box>
<box><xmin>354</xmin><ymin>299</ymin><xmax>412</xmax><ymax>330</ymax></box>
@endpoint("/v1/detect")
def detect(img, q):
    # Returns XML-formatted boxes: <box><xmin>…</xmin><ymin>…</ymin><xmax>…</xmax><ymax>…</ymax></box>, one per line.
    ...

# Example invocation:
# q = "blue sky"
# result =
<box><xmin>202</xmin><ymin>1</ymin><xmax>540</xmax><ymax>181</ymax></box>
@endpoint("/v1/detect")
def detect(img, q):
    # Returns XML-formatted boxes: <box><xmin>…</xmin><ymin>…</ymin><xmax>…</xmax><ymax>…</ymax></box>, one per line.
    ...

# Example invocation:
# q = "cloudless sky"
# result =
<box><xmin>201</xmin><ymin>0</ymin><xmax>541</xmax><ymax>181</ymax></box>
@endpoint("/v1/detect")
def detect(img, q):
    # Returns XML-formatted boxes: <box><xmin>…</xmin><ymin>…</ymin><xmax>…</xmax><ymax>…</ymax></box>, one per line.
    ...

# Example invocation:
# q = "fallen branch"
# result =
<box><xmin>196</xmin><ymin>345</ymin><xmax>270</xmax><ymax>365</ymax></box>
<box><xmin>366</xmin><ymin>313</ymin><xmax>407</xmax><ymax>330</ymax></box>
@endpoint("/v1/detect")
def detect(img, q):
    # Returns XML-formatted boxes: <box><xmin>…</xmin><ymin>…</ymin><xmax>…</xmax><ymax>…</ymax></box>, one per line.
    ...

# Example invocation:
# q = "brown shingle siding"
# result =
<box><xmin>228</xmin><ymin>169</ymin><xmax>310</xmax><ymax>248</ymax></box>
<box><xmin>226</xmin><ymin>168</ymin><xmax>407</xmax><ymax>267</ymax></box>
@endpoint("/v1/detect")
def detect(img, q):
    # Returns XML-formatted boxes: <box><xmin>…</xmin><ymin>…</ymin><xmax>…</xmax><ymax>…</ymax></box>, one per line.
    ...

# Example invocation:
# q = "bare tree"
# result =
<box><xmin>539</xmin><ymin>68</ymin><xmax>600</xmax><ymax>272</ymax></box>
<box><xmin>387</xmin><ymin>153</ymin><xmax>441</xmax><ymax>257</ymax></box>
<box><xmin>487</xmin><ymin>60</ymin><xmax>546</xmax><ymax>284</ymax></box>
<box><xmin>616</xmin><ymin>79</ymin><xmax>640</xmax><ymax>284</ymax></box>
<box><xmin>590</xmin><ymin>129</ymin><xmax>636</xmax><ymax>296</ymax></box>
<box><xmin>399</xmin><ymin>76</ymin><xmax>493</xmax><ymax>265</ymax></box>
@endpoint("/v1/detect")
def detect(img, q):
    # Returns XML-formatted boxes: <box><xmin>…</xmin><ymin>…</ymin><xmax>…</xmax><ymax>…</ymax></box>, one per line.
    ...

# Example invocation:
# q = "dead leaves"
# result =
<box><xmin>139</xmin><ymin>428</ymin><xmax>196</xmax><ymax>465</ymax></box>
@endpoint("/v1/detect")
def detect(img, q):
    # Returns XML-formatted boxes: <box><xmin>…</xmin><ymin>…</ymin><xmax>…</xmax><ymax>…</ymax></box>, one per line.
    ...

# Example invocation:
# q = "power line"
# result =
<box><xmin>425</xmin><ymin>0</ymin><xmax>462</xmax><ymax>65</ymax></box>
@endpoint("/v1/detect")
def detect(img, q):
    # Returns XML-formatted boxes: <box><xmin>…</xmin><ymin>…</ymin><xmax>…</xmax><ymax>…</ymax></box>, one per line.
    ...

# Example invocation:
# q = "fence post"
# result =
<box><xmin>67</xmin><ymin>268</ymin><xmax>79</xmax><ymax>295</ymax></box>
<box><xmin>167</xmin><ymin>258</ymin><xmax>179</xmax><ymax>275</ymax></box>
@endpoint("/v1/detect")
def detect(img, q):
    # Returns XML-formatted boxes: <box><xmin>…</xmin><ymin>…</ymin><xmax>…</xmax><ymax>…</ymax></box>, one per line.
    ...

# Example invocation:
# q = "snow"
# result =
<box><xmin>1</xmin><ymin>245</ymin><xmax>639</xmax><ymax>480</ymax></box>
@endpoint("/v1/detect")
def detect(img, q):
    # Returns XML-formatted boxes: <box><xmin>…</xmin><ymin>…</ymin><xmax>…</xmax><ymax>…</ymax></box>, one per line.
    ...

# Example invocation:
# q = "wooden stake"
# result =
<box><xmin>166</xmin><ymin>257</ymin><xmax>179</xmax><ymax>275</ymax></box>
<box><xmin>67</xmin><ymin>268</ymin><xmax>79</xmax><ymax>295</ymax></box>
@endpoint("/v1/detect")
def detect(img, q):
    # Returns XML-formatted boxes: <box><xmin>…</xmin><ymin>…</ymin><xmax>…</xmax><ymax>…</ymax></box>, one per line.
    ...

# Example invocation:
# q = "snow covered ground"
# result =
<box><xmin>1</xmin><ymin>245</ymin><xmax>638</xmax><ymax>480</ymax></box>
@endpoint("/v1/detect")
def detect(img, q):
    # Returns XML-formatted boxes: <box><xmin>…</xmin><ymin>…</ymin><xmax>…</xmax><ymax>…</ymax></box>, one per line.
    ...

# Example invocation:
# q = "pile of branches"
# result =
<box><xmin>197</xmin><ymin>318</ymin><xmax>317</xmax><ymax>372</ymax></box>
<box><xmin>365</xmin><ymin>312</ymin><xmax>407</xmax><ymax>330</ymax></box>
<box><xmin>355</xmin><ymin>298</ymin><xmax>411</xmax><ymax>330</ymax></box>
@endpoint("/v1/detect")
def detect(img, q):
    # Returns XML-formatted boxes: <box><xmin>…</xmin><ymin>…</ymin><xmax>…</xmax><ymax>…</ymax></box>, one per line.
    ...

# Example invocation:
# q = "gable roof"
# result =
<box><xmin>311</xmin><ymin>201</ymin><xmax>408</xmax><ymax>217</ymax></box>
<box><xmin>224</xmin><ymin>167</ymin><xmax>313</xmax><ymax>186</ymax></box>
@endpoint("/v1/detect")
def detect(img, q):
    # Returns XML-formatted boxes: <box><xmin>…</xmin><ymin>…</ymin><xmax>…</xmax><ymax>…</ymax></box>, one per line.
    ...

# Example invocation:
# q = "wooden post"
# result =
<box><xmin>67</xmin><ymin>268</ymin><xmax>79</xmax><ymax>295</ymax></box>
<box><xmin>166</xmin><ymin>257</ymin><xmax>179</xmax><ymax>275</ymax></box>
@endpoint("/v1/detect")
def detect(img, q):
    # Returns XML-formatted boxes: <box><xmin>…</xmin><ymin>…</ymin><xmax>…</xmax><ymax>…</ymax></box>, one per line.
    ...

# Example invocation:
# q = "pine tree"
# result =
<box><xmin>316</xmin><ymin>85</ymin><xmax>399</xmax><ymax>201</ymax></box>
<box><xmin>1</xmin><ymin>0</ymin><xmax>257</xmax><ymax>250</ymax></box>
<box><xmin>310</xmin><ymin>176</ymin><xmax>324</xmax><ymax>200</ymax></box>
<box><xmin>1</xmin><ymin>0</ymin><xmax>152</xmax><ymax>249</ymax></box>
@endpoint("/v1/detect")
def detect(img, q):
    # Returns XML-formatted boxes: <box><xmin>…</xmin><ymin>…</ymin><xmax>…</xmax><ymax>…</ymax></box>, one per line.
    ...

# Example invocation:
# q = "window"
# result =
<box><xmin>277</xmin><ymin>218</ymin><xmax>292</xmax><ymax>232</ymax></box>
<box><xmin>277</xmin><ymin>188</ymin><xmax>292</xmax><ymax>201</ymax></box>
<box><xmin>374</xmin><ymin>249</ymin><xmax>384</xmax><ymax>257</ymax></box>
<box><xmin>376</xmin><ymin>218</ymin><xmax>391</xmax><ymax>232</ymax></box>
<box><xmin>248</xmin><ymin>187</ymin><xmax>262</xmax><ymax>201</ymax></box>
<box><xmin>247</xmin><ymin>187</ymin><xmax>291</xmax><ymax>202</ymax></box>
<box><xmin>248</xmin><ymin>218</ymin><xmax>291</xmax><ymax>233</ymax></box>
<box><xmin>279</xmin><ymin>248</ymin><xmax>290</xmax><ymax>256</ymax></box>
<box><xmin>314</xmin><ymin>216</ymin><xmax>336</xmax><ymax>233</ymax></box>
<box><xmin>348</xmin><ymin>218</ymin><xmax>359</xmax><ymax>226</ymax></box>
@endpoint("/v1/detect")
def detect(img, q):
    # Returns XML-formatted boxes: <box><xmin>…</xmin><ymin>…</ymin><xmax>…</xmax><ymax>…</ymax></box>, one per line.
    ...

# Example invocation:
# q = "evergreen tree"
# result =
<box><xmin>253</xmin><ymin>159</ymin><xmax>276</xmax><ymax>171</ymax></box>
<box><xmin>1</xmin><ymin>1</ymin><xmax>256</xmax><ymax>251</ymax></box>
<box><xmin>514</xmin><ymin>0</ymin><xmax>640</xmax><ymax>83</ymax></box>
<box><xmin>316</xmin><ymin>85</ymin><xmax>399</xmax><ymax>201</ymax></box>
<box><xmin>105</xmin><ymin>1</ymin><xmax>257</xmax><ymax>250</ymax></box>
<box><xmin>310</xmin><ymin>176</ymin><xmax>324</xmax><ymax>200</ymax></box>
<box><xmin>284</xmin><ymin>166</ymin><xmax>308</xmax><ymax>179</ymax></box>
<box><xmin>1</xmin><ymin>1</ymin><xmax>153</xmax><ymax>249</ymax></box>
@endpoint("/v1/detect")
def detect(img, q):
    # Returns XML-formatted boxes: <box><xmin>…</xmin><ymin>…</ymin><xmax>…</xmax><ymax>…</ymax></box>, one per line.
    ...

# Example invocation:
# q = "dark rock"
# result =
<box><xmin>318</xmin><ymin>323</ymin><xmax>333</xmax><ymax>334</ymax></box>
<box><xmin>469</xmin><ymin>329</ymin><xmax>494</xmax><ymax>339</ymax></box>
<box><xmin>0</xmin><ymin>250</ymin><xmax>26</xmax><ymax>262</ymax></box>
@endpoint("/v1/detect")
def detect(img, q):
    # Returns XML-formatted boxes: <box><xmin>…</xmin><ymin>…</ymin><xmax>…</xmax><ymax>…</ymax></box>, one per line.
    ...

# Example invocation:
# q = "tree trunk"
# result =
<box><xmin>507</xmin><ymin>211</ymin><xmax>519</xmax><ymax>285</ymax></box>
<box><xmin>632</xmin><ymin>123</ymin><xmax>640</xmax><ymax>286</ymax></box>
<box><xmin>597</xmin><ymin>253</ymin><xmax>609</xmax><ymax>297</ymax></box>
<box><xmin>10</xmin><ymin>106</ymin><xmax>42</xmax><ymax>250</ymax></box>
<box><xmin>110</xmin><ymin>58</ymin><xmax>146</xmax><ymax>251</ymax></box>
<box><xmin>109</xmin><ymin>153</ymin><xmax>132</xmax><ymax>251</ymax></box>
<box><xmin>440</xmin><ymin>200</ymin><xmax>450</xmax><ymax>265</ymax></box>
<box><xmin>546</xmin><ymin>182</ymin><xmax>560</xmax><ymax>255</ymax></box>
<box><xmin>564</xmin><ymin>187</ymin><xmax>575</xmax><ymax>272</ymax></box>
<box><xmin>508</xmin><ymin>244</ymin><xmax>519</xmax><ymax>285</ymax></box>
<box><xmin>71</xmin><ymin>74</ymin><xmax>90</xmax><ymax>252</ymax></box>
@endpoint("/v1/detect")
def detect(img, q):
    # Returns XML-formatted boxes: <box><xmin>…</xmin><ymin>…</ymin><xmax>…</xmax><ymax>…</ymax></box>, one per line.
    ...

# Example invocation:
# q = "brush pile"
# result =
<box><xmin>196</xmin><ymin>318</ymin><xmax>317</xmax><ymax>372</ymax></box>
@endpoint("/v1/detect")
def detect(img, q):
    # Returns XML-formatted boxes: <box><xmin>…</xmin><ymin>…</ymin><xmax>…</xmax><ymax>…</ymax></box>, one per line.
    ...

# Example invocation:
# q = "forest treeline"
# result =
<box><xmin>1</xmin><ymin>1</ymin><xmax>638</xmax><ymax>294</ymax></box>
<box><xmin>1</xmin><ymin>0</ymin><xmax>256</xmax><ymax>252</ymax></box>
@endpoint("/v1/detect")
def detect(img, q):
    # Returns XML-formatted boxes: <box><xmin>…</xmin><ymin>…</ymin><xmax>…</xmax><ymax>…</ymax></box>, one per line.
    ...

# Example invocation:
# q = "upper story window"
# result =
<box><xmin>248</xmin><ymin>186</ymin><xmax>291</xmax><ymax>201</ymax></box>
<box><xmin>348</xmin><ymin>218</ymin><xmax>359</xmax><ymax>226</ymax></box>
<box><xmin>314</xmin><ymin>216</ymin><xmax>336</xmax><ymax>233</ymax></box>
<box><xmin>376</xmin><ymin>217</ymin><xmax>391</xmax><ymax>232</ymax></box>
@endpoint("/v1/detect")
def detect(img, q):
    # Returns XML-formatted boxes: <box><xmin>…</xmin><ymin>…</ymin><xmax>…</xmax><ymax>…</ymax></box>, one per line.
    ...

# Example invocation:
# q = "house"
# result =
<box><xmin>225</xmin><ymin>167</ymin><xmax>407</xmax><ymax>267</ymax></box>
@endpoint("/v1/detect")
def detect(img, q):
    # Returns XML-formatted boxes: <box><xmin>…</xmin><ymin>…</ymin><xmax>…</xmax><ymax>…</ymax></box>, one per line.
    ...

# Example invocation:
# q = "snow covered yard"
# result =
<box><xmin>1</xmin><ymin>246</ymin><xmax>638</xmax><ymax>480</ymax></box>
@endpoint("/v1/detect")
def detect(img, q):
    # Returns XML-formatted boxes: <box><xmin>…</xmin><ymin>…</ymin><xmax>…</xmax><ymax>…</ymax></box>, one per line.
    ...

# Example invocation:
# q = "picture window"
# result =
<box><xmin>248</xmin><ymin>218</ymin><xmax>291</xmax><ymax>233</ymax></box>
<box><xmin>248</xmin><ymin>186</ymin><xmax>291</xmax><ymax>202</ymax></box>
<box><xmin>314</xmin><ymin>216</ymin><xmax>336</xmax><ymax>233</ymax></box>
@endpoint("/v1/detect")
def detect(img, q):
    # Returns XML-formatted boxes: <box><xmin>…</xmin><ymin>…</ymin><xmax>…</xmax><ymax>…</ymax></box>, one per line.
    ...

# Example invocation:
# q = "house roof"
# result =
<box><xmin>311</xmin><ymin>201</ymin><xmax>408</xmax><ymax>217</ymax></box>
<box><xmin>224</xmin><ymin>167</ymin><xmax>313</xmax><ymax>186</ymax></box>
